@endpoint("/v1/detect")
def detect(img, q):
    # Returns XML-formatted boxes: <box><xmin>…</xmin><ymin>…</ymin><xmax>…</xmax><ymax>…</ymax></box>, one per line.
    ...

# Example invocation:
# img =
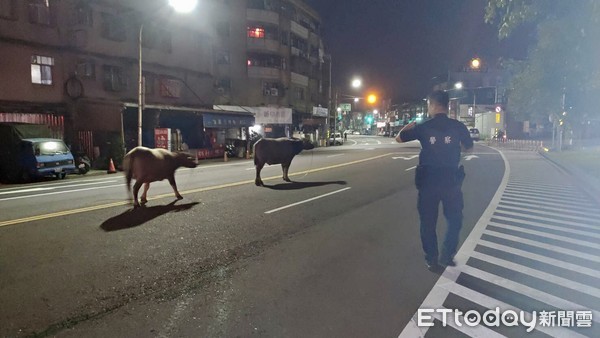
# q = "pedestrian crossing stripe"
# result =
<box><xmin>399</xmin><ymin>150</ymin><xmax>600</xmax><ymax>338</ymax></box>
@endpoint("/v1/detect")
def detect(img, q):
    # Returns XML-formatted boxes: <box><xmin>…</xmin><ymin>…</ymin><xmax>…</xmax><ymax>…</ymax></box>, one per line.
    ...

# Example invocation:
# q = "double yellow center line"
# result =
<box><xmin>0</xmin><ymin>153</ymin><xmax>395</xmax><ymax>228</ymax></box>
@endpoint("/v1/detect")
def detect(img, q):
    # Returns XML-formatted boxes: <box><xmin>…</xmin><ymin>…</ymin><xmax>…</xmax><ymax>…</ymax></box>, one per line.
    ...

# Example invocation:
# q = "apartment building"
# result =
<box><xmin>0</xmin><ymin>0</ymin><xmax>328</xmax><ymax>160</ymax></box>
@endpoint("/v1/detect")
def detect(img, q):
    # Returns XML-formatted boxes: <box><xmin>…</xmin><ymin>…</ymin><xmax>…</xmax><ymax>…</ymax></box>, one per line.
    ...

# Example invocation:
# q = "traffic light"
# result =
<box><xmin>367</xmin><ymin>94</ymin><xmax>377</xmax><ymax>104</ymax></box>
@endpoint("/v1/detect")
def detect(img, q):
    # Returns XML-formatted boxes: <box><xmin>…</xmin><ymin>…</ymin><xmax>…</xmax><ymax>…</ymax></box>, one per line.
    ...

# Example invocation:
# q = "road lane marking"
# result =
<box><xmin>0</xmin><ymin>184</ymin><xmax>125</xmax><ymax>202</ymax></box>
<box><xmin>264</xmin><ymin>187</ymin><xmax>351</xmax><ymax>214</ymax></box>
<box><xmin>393</xmin><ymin>155</ymin><xmax>419</xmax><ymax>160</ymax></box>
<box><xmin>405</xmin><ymin>166</ymin><xmax>416</xmax><ymax>171</ymax></box>
<box><xmin>0</xmin><ymin>187</ymin><xmax>53</xmax><ymax>194</ymax></box>
<box><xmin>326</xmin><ymin>154</ymin><xmax>345</xmax><ymax>158</ymax></box>
<box><xmin>0</xmin><ymin>180</ymin><xmax>118</xmax><ymax>196</ymax></box>
<box><xmin>0</xmin><ymin>153</ymin><xmax>395</xmax><ymax>228</ymax></box>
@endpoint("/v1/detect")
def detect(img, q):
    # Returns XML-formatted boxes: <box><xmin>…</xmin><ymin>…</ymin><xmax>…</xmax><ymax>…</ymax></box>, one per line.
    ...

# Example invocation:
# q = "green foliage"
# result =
<box><xmin>486</xmin><ymin>0</ymin><xmax>600</xmax><ymax>126</ymax></box>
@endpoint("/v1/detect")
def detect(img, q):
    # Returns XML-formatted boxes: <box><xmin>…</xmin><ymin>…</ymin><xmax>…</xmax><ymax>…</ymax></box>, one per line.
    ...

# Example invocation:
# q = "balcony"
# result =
<box><xmin>246</xmin><ymin>9</ymin><xmax>279</xmax><ymax>25</ymax></box>
<box><xmin>248</xmin><ymin>66</ymin><xmax>281</xmax><ymax>79</ymax></box>
<box><xmin>247</xmin><ymin>38</ymin><xmax>280</xmax><ymax>53</ymax></box>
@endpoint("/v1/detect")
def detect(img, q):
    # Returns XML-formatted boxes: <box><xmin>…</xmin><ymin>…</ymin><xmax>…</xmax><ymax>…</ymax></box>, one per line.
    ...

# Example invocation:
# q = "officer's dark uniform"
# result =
<box><xmin>400</xmin><ymin>114</ymin><xmax>473</xmax><ymax>266</ymax></box>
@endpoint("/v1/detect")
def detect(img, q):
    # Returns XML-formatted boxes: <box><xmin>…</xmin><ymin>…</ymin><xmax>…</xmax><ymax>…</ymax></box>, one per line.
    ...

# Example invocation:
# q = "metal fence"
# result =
<box><xmin>487</xmin><ymin>139</ymin><xmax>544</xmax><ymax>151</ymax></box>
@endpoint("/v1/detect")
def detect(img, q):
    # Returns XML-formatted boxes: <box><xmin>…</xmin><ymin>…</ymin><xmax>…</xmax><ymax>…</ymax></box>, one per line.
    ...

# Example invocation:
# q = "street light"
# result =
<box><xmin>351</xmin><ymin>78</ymin><xmax>362</xmax><ymax>89</ymax></box>
<box><xmin>470</xmin><ymin>57</ymin><xmax>481</xmax><ymax>70</ymax></box>
<box><xmin>137</xmin><ymin>0</ymin><xmax>198</xmax><ymax>146</ymax></box>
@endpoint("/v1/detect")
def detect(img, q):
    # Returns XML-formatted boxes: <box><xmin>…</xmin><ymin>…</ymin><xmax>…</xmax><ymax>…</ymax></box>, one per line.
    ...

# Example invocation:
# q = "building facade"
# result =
<box><xmin>0</xmin><ymin>0</ymin><xmax>328</xmax><ymax>162</ymax></box>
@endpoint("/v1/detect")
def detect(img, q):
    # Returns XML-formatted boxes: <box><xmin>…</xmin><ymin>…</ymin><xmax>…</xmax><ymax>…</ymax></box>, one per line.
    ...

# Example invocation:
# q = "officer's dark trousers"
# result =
<box><xmin>417</xmin><ymin>181</ymin><xmax>464</xmax><ymax>264</ymax></box>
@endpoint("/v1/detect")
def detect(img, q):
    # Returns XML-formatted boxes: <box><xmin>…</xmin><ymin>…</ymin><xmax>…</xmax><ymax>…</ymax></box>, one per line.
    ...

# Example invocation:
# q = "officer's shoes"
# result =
<box><xmin>440</xmin><ymin>258</ymin><xmax>456</xmax><ymax>267</ymax></box>
<box><xmin>426</xmin><ymin>261</ymin><xmax>443</xmax><ymax>273</ymax></box>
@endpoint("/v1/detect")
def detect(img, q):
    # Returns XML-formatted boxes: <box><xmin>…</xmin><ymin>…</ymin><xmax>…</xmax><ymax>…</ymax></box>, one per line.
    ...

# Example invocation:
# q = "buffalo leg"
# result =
<box><xmin>132</xmin><ymin>181</ymin><xmax>143</xmax><ymax>207</ymax></box>
<box><xmin>168</xmin><ymin>175</ymin><xmax>183</xmax><ymax>199</ymax></box>
<box><xmin>282</xmin><ymin>162</ymin><xmax>292</xmax><ymax>182</ymax></box>
<box><xmin>255</xmin><ymin>162</ymin><xmax>265</xmax><ymax>186</ymax></box>
<box><xmin>140</xmin><ymin>183</ymin><xmax>150</xmax><ymax>205</ymax></box>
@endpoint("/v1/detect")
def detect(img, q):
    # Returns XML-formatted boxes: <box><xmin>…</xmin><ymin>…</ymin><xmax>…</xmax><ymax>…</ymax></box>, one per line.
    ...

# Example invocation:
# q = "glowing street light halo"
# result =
<box><xmin>454</xmin><ymin>82</ymin><xmax>463</xmax><ymax>90</ymax></box>
<box><xmin>169</xmin><ymin>0</ymin><xmax>198</xmax><ymax>13</ymax></box>
<box><xmin>351</xmin><ymin>78</ymin><xmax>362</xmax><ymax>89</ymax></box>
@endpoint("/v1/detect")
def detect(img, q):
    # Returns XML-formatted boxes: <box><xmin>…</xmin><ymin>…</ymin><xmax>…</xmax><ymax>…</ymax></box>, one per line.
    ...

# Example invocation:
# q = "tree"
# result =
<box><xmin>485</xmin><ymin>0</ymin><xmax>600</xmax><ymax>132</ymax></box>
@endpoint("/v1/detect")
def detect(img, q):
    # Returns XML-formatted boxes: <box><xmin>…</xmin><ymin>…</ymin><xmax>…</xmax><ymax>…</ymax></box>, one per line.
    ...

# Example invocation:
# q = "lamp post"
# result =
<box><xmin>137</xmin><ymin>0</ymin><xmax>198</xmax><ymax>147</ymax></box>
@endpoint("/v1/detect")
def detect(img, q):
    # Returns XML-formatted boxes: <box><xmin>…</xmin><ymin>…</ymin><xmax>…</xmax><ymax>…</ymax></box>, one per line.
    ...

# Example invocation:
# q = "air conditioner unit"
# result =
<box><xmin>270</xmin><ymin>88</ymin><xmax>279</xmax><ymax>96</ymax></box>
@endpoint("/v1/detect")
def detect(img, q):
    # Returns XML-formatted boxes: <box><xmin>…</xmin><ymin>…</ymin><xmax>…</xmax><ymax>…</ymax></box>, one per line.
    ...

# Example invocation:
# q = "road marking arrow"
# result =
<box><xmin>392</xmin><ymin>155</ymin><xmax>419</xmax><ymax>160</ymax></box>
<box><xmin>464</xmin><ymin>155</ymin><xmax>479</xmax><ymax>161</ymax></box>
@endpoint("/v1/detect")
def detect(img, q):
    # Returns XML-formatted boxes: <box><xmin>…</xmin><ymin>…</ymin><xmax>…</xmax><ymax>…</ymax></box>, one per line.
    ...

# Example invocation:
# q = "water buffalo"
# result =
<box><xmin>254</xmin><ymin>137</ymin><xmax>315</xmax><ymax>186</ymax></box>
<box><xmin>123</xmin><ymin>146</ymin><xmax>197</xmax><ymax>207</ymax></box>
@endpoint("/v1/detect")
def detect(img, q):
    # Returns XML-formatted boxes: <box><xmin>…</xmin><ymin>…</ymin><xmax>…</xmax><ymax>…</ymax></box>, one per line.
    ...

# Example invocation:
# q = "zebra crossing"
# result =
<box><xmin>400</xmin><ymin>151</ymin><xmax>600</xmax><ymax>338</ymax></box>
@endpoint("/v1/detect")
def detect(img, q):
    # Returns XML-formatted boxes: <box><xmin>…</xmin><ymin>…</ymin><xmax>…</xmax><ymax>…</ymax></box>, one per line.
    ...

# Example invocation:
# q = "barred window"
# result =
<box><xmin>28</xmin><ymin>0</ymin><xmax>54</xmax><ymax>26</ymax></box>
<box><xmin>31</xmin><ymin>55</ymin><xmax>54</xmax><ymax>85</ymax></box>
<box><xmin>103</xmin><ymin>65</ymin><xmax>127</xmax><ymax>92</ymax></box>
<box><xmin>0</xmin><ymin>0</ymin><xmax>17</xmax><ymax>20</ymax></box>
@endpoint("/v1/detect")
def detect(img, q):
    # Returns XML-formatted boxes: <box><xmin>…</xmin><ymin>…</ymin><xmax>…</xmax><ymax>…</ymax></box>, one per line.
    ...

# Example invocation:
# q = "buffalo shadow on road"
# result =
<box><xmin>100</xmin><ymin>200</ymin><xmax>200</xmax><ymax>231</ymax></box>
<box><xmin>261</xmin><ymin>180</ymin><xmax>347</xmax><ymax>190</ymax></box>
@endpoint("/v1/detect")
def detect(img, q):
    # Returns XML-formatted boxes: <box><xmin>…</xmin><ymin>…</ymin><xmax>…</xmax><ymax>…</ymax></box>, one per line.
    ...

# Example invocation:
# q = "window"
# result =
<box><xmin>216</xmin><ymin>78</ymin><xmax>231</xmax><ymax>94</ymax></box>
<box><xmin>247</xmin><ymin>53</ymin><xmax>283</xmax><ymax>69</ymax></box>
<box><xmin>142</xmin><ymin>27</ymin><xmax>172</xmax><ymax>52</ymax></box>
<box><xmin>101</xmin><ymin>12</ymin><xmax>126</xmax><ymax>42</ymax></box>
<box><xmin>216</xmin><ymin>51</ymin><xmax>231</xmax><ymax>65</ymax></box>
<box><xmin>28</xmin><ymin>0</ymin><xmax>54</xmax><ymax>26</ymax></box>
<box><xmin>31</xmin><ymin>55</ymin><xmax>54</xmax><ymax>85</ymax></box>
<box><xmin>103</xmin><ymin>65</ymin><xmax>127</xmax><ymax>91</ymax></box>
<box><xmin>159</xmin><ymin>78</ymin><xmax>181</xmax><ymax>98</ymax></box>
<box><xmin>71</xmin><ymin>4</ymin><xmax>93</xmax><ymax>26</ymax></box>
<box><xmin>76</xmin><ymin>59</ymin><xmax>95</xmax><ymax>79</ymax></box>
<box><xmin>247</xmin><ymin>26</ymin><xmax>264</xmax><ymax>38</ymax></box>
<box><xmin>0</xmin><ymin>0</ymin><xmax>17</xmax><ymax>20</ymax></box>
<box><xmin>262</xmin><ymin>82</ymin><xmax>281</xmax><ymax>96</ymax></box>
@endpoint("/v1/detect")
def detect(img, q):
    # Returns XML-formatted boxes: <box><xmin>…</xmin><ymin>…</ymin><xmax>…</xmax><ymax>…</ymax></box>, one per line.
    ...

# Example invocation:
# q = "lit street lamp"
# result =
<box><xmin>137</xmin><ymin>0</ymin><xmax>198</xmax><ymax>146</ymax></box>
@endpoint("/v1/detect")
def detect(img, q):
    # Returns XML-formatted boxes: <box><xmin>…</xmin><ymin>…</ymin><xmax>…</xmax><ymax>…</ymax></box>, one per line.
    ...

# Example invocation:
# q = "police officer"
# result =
<box><xmin>395</xmin><ymin>90</ymin><xmax>473</xmax><ymax>271</ymax></box>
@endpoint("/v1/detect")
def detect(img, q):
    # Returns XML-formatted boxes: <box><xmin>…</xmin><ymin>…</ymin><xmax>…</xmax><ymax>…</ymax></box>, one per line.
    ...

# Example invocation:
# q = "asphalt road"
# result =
<box><xmin>0</xmin><ymin>135</ymin><xmax>505</xmax><ymax>337</ymax></box>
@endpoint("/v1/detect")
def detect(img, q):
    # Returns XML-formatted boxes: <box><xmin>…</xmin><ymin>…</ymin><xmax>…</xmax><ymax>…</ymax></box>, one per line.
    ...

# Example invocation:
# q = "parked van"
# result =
<box><xmin>0</xmin><ymin>123</ymin><xmax>77</xmax><ymax>182</ymax></box>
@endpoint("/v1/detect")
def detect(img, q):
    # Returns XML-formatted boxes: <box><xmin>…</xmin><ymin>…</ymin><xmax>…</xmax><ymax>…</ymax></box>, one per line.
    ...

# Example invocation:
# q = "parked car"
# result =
<box><xmin>352</xmin><ymin>131</ymin><xmax>361</xmax><ymax>135</ymax></box>
<box><xmin>328</xmin><ymin>132</ymin><xmax>344</xmax><ymax>145</ymax></box>
<box><xmin>0</xmin><ymin>123</ymin><xmax>77</xmax><ymax>182</ymax></box>
<box><xmin>469</xmin><ymin>128</ymin><xmax>480</xmax><ymax>141</ymax></box>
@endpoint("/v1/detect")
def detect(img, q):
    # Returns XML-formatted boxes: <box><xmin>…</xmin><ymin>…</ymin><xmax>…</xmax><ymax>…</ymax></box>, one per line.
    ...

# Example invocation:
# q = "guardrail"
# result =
<box><xmin>486</xmin><ymin>139</ymin><xmax>544</xmax><ymax>151</ymax></box>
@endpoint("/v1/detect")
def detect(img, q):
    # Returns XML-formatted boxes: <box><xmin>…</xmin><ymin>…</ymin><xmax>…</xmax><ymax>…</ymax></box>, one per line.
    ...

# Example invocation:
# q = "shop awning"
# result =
<box><xmin>202</xmin><ymin>112</ymin><xmax>255</xmax><ymax>128</ymax></box>
<box><xmin>122</xmin><ymin>103</ymin><xmax>255</xmax><ymax>128</ymax></box>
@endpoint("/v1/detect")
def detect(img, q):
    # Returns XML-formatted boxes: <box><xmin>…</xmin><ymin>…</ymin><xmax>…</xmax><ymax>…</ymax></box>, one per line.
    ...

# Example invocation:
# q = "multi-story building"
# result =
<box><xmin>0</xmin><ymin>0</ymin><xmax>328</xmax><ymax>162</ymax></box>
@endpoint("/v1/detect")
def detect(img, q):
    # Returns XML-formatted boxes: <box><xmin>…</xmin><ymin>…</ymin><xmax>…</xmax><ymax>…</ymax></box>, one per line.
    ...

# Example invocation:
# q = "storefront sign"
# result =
<box><xmin>154</xmin><ymin>128</ymin><xmax>171</xmax><ymax>151</ymax></box>
<box><xmin>197</xmin><ymin>147</ymin><xmax>224</xmax><ymax>159</ymax></box>
<box><xmin>312</xmin><ymin>106</ymin><xmax>328</xmax><ymax>117</ymax></box>
<box><xmin>254</xmin><ymin>107</ymin><xmax>292</xmax><ymax>124</ymax></box>
<box><xmin>212</xmin><ymin>105</ymin><xmax>292</xmax><ymax>125</ymax></box>
<box><xmin>203</xmin><ymin>113</ymin><xmax>254</xmax><ymax>128</ymax></box>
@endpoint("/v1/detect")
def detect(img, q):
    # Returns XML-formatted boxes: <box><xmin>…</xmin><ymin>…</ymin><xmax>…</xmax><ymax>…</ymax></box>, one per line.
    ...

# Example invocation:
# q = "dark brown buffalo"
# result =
<box><xmin>253</xmin><ymin>137</ymin><xmax>315</xmax><ymax>186</ymax></box>
<box><xmin>123</xmin><ymin>146</ymin><xmax>197</xmax><ymax>207</ymax></box>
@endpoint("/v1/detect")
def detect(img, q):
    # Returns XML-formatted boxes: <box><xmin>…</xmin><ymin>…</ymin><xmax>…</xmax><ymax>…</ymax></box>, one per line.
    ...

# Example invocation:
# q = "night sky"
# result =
<box><xmin>305</xmin><ymin>0</ymin><xmax>533</xmax><ymax>102</ymax></box>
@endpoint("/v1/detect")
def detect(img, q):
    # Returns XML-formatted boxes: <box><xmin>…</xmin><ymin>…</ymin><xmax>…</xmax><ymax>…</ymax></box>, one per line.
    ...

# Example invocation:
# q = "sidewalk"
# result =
<box><xmin>539</xmin><ymin>146</ymin><xmax>600</xmax><ymax>203</ymax></box>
